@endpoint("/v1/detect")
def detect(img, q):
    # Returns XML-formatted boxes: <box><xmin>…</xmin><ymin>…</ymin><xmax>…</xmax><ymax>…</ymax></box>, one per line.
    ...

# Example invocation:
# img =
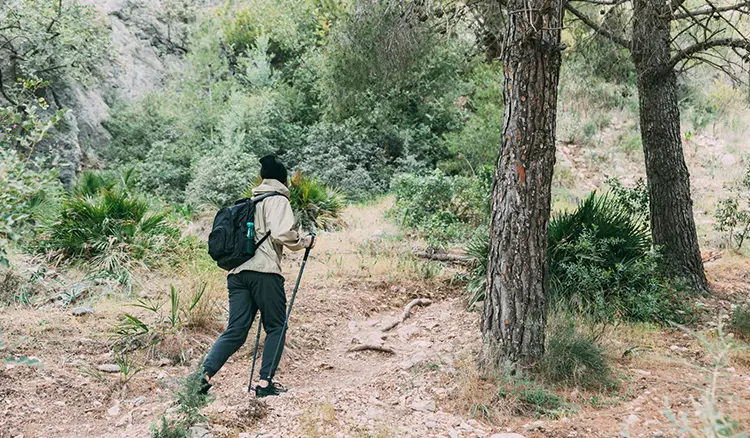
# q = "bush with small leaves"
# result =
<box><xmin>730</xmin><ymin>304</ymin><xmax>750</xmax><ymax>341</ymax></box>
<box><xmin>151</xmin><ymin>369</ymin><xmax>212</xmax><ymax>438</ymax></box>
<box><xmin>187</xmin><ymin>148</ymin><xmax>259</xmax><ymax>208</ymax></box>
<box><xmin>714</xmin><ymin>165</ymin><xmax>750</xmax><ymax>250</ymax></box>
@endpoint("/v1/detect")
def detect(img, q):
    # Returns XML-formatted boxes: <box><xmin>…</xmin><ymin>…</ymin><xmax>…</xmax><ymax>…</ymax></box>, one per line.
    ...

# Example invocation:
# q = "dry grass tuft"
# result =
<box><xmin>298</xmin><ymin>401</ymin><xmax>338</xmax><ymax>437</ymax></box>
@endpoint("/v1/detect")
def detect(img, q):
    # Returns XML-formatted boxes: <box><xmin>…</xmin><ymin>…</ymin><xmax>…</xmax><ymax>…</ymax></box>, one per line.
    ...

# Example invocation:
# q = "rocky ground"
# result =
<box><xmin>1</xmin><ymin>202</ymin><xmax>749</xmax><ymax>438</ymax></box>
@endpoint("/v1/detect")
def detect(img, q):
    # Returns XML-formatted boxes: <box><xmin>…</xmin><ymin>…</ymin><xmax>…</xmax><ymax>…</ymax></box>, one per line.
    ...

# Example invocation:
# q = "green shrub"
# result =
<box><xmin>389</xmin><ymin>169</ymin><xmax>491</xmax><ymax>246</ymax></box>
<box><xmin>0</xmin><ymin>149</ymin><xmax>62</xmax><ymax>266</ymax></box>
<box><xmin>539</xmin><ymin>313</ymin><xmax>617</xmax><ymax>390</ymax></box>
<box><xmin>288</xmin><ymin>172</ymin><xmax>346</xmax><ymax>232</ymax></box>
<box><xmin>466</xmin><ymin>192</ymin><xmax>693</xmax><ymax>324</ymax></box>
<box><xmin>135</xmin><ymin>141</ymin><xmax>194</xmax><ymax>203</ymax></box>
<box><xmin>550</xmin><ymin>193</ymin><xmax>692</xmax><ymax>323</ymax></box>
<box><xmin>298</xmin><ymin>119</ymin><xmax>387</xmax><ymax>199</ymax></box>
<box><xmin>187</xmin><ymin>148</ymin><xmax>259</xmax><ymax>208</ymax></box>
<box><xmin>440</xmin><ymin>62</ymin><xmax>504</xmax><ymax>175</ymax></box>
<box><xmin>466</xmin><ymin>230</ymin><xmax>489</xmax><ymax>309</ymax></box>
<box><xmin>730</xmin><ymin>305</ymin><xmax>750</xmax><ymax>341</ymax></box>
<box><xmin>40</xmin><ymin>174</ymin><xmax>181</xmax><ymax>279</ymax></box>
<box><xmin>151</xmin><ymin>369</ymin><xmax>212</xmax><ymax>438</ymax></box>
<box><xmin>497</xmin><ymin>377</ymin><xmax>565</xmax><ymax>418</ymax></box>
<box><xmin>714</xmin><ymin>165</ymin><xmax>750</xmax><ymax>250</ymax></box>
<box><xmin>605</xmin><ymin>176</ymin><xmax>649</xmax><ymax>226</ymax></box>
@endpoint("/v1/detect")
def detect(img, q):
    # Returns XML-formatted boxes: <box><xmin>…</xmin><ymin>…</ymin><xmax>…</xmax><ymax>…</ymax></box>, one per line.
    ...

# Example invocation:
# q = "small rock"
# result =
<box><xmin>238</xmin><ymin>434</ymin><xmax>250</xmax><ymax>438</ymax></box>
<box><xmin>397</xmin><ymin>325</ymin><xmax>421</xmax><ymax>341</ymax></box>
<box><xmin>97</xmin><ymin>364</ymin><xmax>120</xmax><ymax>373</ymax></box>
<box><xmin>348</xmin><ymin>321</ymin><xmax>358</xmax><ymax>333</ymax></box>
<box><xmin>652</xmin><ymin>431</ymin><xmax>664</xmax><ymax>437</ymax></box>
<box><xmin>624</xmin><ymin>414</ymin><xmax>640</xmax><ymax>426</ymax></box>
<box><xmin>71</xmin><ymin>306</ymin><xmax>94</xmax><ymax>316</ymax></box>
<box><xmin>459</xmin><ymin>422</ymin><xmax>473</xmax><ymax>432</ymax></box>
<box><xmin>124</xmin><ymin>397</ymin><xmax>146</xmax><ymax>407</ymax></box>
<box><xmin>107</xmin><ymin>405</ymin><xmax>120</xmax><ymax>417</ymax></box>
<box><xmin>448</xmin><ymin>429</ymin><xmax>460</xmax><ymax>438</ymax></box>
<box><xmin>721</xmin><ymin>154</ymin><xmax>737</xmax><ymax>166</ymax></box>
<box><xmin>189</xmin><ymin>424</ymin><xmax>213</xmax><ymax>438</ymax></box>
<box><xmin>400</xmin><ymin>351</ymin><xmax>429</xmax><ymax>370</ymax></box>
<box><xmin>490</xmin><ymin>434</ymin><xmax>526</xmax><ymax>438</ymax></box>
<box><xmin>411</xmin><ymin>399</ymin><xmax>436</xmax><ymax>412</ymax></box>
<box><xmin>669</xmin><ymin>345</ymin><xmax>689</xmax><ymax>352</ymax></box>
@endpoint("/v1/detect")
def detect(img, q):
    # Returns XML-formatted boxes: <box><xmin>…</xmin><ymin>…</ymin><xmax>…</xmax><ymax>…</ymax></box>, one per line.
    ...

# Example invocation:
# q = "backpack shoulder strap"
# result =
<box><xmin>250</xmin><ymin>192</ymin><xmax>287</xmax><ymax>249</ymax></box>
<box><xmin>250</xmin><ymin>192</ymin><xmax>287</xmax><ymax>204</ymax></box>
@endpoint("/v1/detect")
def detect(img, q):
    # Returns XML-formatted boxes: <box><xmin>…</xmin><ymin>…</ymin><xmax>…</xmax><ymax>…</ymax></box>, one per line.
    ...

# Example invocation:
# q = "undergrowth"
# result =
<box><xmin>38</xmin><ymin>171</ymin><xmax>186</xmax><ymax>285</ymax></box>
<box><xmin>465</xmin><ymin>192</ymin><xmax>693</xmax><ymax>324</ymax></box>
<box><xmin>151</xmin><ymin>369</ymin><xmax>212</xmax><ymax>438</ymax></box>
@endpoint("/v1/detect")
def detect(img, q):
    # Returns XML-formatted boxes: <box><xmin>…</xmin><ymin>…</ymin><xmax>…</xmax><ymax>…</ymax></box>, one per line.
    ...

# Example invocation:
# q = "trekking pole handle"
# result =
<box><xmin>305</xmin><ymin>233</ymin><xmax>316</xmax><ymax>257</ymax></box>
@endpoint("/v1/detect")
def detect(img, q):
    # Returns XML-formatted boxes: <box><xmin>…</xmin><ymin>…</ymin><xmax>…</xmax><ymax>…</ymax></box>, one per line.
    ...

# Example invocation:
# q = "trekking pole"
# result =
<box><xmin>256</xmin><ymin>233</ymin><xmax>315</xmax><ymax>389</ymax></box>
<box><xmin>247</xmin><ymin>316</ymin><xmax>263</xmax><ymax>391</ymax></box>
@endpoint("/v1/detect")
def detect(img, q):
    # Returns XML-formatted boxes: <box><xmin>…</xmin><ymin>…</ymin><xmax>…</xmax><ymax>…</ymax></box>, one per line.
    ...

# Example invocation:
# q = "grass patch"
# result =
<box><xmin>730</xmin><ymin>304</ymin><xmax>750</xmax><ymax>341</ymax></box>
<box><xmin>539</xmin><ymin>312</ymin><xmax>618</xmax><ymax>391</ymax></box>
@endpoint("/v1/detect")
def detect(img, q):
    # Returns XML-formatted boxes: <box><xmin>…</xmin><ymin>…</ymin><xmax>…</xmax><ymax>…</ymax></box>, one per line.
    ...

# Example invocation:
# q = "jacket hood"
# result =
<box><xmin>252</xmin><ymin>178</ymin><xmax>291</xmax><ymax>198</ymax></box>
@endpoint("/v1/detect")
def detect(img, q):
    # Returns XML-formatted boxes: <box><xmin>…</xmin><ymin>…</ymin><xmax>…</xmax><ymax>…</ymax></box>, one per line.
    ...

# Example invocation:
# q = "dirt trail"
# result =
<box><xmin>1</xmin><ymin>202</ymin><xmax>749</xmax><ymax>438</ymax></box>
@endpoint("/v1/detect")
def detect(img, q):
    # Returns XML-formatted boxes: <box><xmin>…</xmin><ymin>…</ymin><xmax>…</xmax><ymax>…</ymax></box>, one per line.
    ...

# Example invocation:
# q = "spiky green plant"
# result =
<box><xmin>244</xmin><ymin>172</ymin><xmax>346</xmax><ymax>232</ymax></box>
<box><xmin>465</xmin><ymin>192</ymin><xmax>691</xmax><ymax>323</ymax></box>
<box><xmin>548</xmin><ymin>193</ymin><xmax>650</xmax><ymax>280</ymax></box>
<box><xmin>41</xmin><ymin>178</ymin><xmax>180</xmax><ymax>277</ymax></box>
<box><xmin>466</xmin><ymin>230</ymin><xmax>489</xmax><ymax>309</ymax></box>
<box><xmin>289</xmin><ymin>171</ymin><xmax>347</xmax><ymax>232</ymax></box>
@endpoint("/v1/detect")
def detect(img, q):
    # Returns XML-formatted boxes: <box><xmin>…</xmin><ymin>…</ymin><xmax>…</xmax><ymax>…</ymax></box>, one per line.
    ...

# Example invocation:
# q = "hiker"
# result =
<box><xmin>201</xmin><ymin>155</ymin><xmax>315</xmax><ymax>398</ymax></box>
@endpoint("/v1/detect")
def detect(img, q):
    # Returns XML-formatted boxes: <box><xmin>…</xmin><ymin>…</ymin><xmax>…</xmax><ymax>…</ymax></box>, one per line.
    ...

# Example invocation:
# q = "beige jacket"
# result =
<box><xmin>230</xmin><ymin>179</ymin><xmax>308</xmax><ymax>276</ymax></box>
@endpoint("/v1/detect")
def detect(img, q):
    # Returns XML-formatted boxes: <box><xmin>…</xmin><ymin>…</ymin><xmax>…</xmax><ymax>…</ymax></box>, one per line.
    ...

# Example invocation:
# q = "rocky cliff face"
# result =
<box><xmin>46</xmin><ymin>0</ymin><xmax>195</xmax><ymax>185</ymax></box>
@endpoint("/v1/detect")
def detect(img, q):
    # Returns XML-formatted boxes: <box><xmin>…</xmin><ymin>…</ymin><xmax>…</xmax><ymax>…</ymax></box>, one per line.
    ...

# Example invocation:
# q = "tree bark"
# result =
<box><xmin>481</xmin><ymin>0</ymin><xmax>564</xmax><ymax>371</ymax></box>
<box><xmin>632</xmin><ymin>0</ymin><xmax>709</xmax><ymax>292</ymax></box>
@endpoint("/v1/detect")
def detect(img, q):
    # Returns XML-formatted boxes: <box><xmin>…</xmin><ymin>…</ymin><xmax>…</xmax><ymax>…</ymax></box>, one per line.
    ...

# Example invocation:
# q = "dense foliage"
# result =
<box><xmin>394</xmin><ymin>171</ymin><xmax>692</xmax><ymax>324</ymax></box>
<box><xmin>102</xmin><ymin>0</ymin><xmax>474</xmax><ymax>205</ymax></box>
<box><xmin>714</xmin><ymin>165</ymin><xmax>750</xmax><ymax>250</ymax></box>
<box><xmin>390</xmin><ymin>169</ymin><xmax>492</xmax><ymax>246</ymax></box>
<box><xmin>39</xmin><ymin>172</ymin><xmax>183</xmax><ymax>281</ymax></box>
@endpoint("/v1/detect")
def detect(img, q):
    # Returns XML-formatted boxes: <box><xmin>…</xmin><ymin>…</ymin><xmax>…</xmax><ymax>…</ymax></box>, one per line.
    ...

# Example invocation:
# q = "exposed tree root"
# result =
<box><xmin>347</xmin><ymin>344</ymin><xmax>396</xmax><ymax>354</ymax></box>
<box><xmin>381</xmin><ymin>298</ymin><xmax>433</xmax><ymax>332</ymax></box>
<box><xmin>413</xmin><ymin>250</ymin><xmax>473</xmax><ymax>265</ymax></box>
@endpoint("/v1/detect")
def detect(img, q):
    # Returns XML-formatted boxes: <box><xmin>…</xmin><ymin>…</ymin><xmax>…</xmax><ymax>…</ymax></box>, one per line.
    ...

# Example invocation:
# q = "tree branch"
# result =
<box><xmin>569</xmin><ymin>0</ymin><xmax>628</xmax><ymax>5</ymax></box>
<box><xmin>669</xmin><ymin>37</ymin><xmax>750</xmax><ymax>68</ymax></box>
<box><xmin>671</xmin><ymin>0</ymin><xmax>750</xmax><ymax>20</ymax></box>
<box><xmin>0</xmin><ymin>69</ymin><xmax>18</xmax><ymax>106</ymax></box>
<box><xmin>565</xmin><ymin>4</ymin><xmax>631</xmax><ymax>48</ymax></box>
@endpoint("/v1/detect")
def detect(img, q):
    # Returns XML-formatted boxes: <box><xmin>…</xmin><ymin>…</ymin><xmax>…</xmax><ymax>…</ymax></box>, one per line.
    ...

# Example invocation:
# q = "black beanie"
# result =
<box><xmin>259</xmin><ymin>155</ymin><xmax>288</xmax><ymax>184</ymax></box>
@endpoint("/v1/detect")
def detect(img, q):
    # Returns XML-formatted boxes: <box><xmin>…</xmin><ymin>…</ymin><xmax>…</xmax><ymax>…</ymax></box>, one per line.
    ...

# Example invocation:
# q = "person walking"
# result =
<box><xmin>201</xmin><ymin>155</ymin><xmax>315</xmax><ymax>398</ymax></box>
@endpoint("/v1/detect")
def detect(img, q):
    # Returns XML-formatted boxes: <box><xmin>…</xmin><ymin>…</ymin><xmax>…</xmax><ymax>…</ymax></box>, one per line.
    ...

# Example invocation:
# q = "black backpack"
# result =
<box><xmin>207</xmin><ymin>193</ymin><xmax>283</xmax><ymax>271</ymax></box>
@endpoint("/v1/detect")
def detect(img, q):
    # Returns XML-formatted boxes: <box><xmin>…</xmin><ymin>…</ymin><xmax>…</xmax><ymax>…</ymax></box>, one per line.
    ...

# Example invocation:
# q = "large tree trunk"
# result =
<box><xmin>632</xmin><ymin>0</ymin><xmax>709</xmax><ymax>292</ymax></box>
<box><xmin>481</xmin><ymin>0</ymin><xmax>564</xmax><ymax>370</ymax></box>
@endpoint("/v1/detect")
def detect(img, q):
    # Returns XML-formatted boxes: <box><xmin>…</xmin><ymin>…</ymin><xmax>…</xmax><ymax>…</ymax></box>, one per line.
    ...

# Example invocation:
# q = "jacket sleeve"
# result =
<box><xmin>266</xmin><ymin>196</ymin><xmax>307</xmax><ymax>251</ymax></box>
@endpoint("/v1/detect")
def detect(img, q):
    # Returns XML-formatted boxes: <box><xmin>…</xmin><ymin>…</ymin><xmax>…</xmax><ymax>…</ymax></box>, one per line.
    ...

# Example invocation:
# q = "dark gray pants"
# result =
<box><xmin>203</xmin><ymin>271</ymin><xmax>286</xmax><ymax>381</ymax></box>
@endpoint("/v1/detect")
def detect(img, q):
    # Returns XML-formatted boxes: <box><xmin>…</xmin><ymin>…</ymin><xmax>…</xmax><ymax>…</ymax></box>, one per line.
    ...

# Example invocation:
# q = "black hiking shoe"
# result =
<box><xmin>199</xmin><ymin>375</ymin><xmax>212</xmax><ymax>395</ymax></box>
<box><xmin>253</xmin><ymin>381</ymin><xmax>288</xmax><ymax>398</ymax></box>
